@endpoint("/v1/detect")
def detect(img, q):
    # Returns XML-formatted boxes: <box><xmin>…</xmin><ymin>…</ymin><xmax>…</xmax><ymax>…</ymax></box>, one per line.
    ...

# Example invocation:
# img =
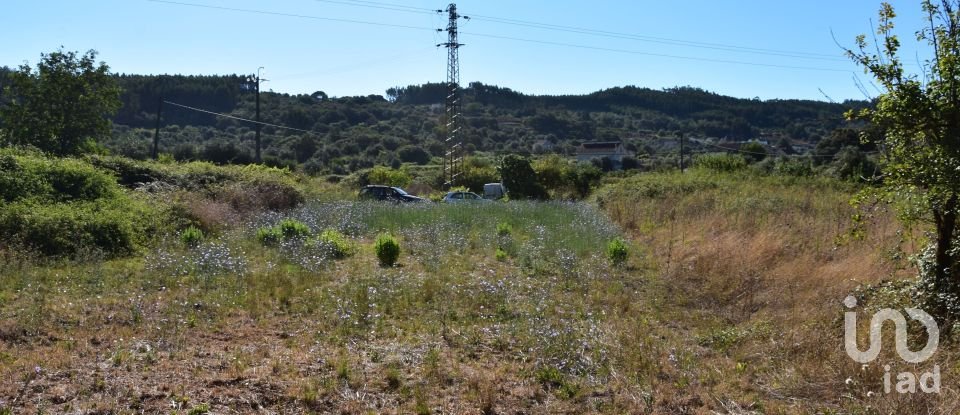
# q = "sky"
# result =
<box><xmin>0</xmin><ymin>0</ymin><xmax>936</xmax><ymax>101</ymax></box>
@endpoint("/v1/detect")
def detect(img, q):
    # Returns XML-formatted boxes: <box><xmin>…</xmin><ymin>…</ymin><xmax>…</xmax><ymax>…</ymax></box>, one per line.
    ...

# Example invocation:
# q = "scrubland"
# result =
<box><xmin>0</xmin><ymin>156</ymin><xmax>953</xmax><ymax>414</ymax></box>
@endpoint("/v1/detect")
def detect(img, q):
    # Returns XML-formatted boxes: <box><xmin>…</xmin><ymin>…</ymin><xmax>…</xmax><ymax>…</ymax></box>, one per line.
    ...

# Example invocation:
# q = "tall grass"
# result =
<box><xmin>594</xmin><ymin>168</ymin><xmax>960</xmax><ymax>414</ymax></box>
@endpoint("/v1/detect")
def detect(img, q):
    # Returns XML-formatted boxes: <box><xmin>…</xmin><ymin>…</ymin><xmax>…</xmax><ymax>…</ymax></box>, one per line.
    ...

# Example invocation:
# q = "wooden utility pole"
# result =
<box><xmin>152</xmin><ymin>96</ymin><xmax>163</xmax><ymax>160</ymax></box>
<box><xmin>254</xmin><ymin>67</ymin><xmax>264</xmax><ymax>164</ymax></box>
<box><xmin>679</xmin><ymin>133</ymin><xmax>685</xmax><ymax>171</ymax></box>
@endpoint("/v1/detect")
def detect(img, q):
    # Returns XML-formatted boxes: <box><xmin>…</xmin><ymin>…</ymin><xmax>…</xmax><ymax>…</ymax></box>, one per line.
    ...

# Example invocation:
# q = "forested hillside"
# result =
<box><xmin>98</xmin><ymin>74</ymin><xmax>866</xmax><ymax>173</ymax></box>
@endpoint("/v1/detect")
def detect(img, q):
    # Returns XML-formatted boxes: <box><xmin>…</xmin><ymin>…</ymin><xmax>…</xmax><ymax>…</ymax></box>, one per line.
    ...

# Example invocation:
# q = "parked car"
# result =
<box><xmin>442</xmin><ymin>191</ymin><xmax>490</xmax><ymax>203</ymax></box>
<box><xmin>358</xmin><ymin>185</ymin><xmax>427</xmax><ymax>203</ymax></box>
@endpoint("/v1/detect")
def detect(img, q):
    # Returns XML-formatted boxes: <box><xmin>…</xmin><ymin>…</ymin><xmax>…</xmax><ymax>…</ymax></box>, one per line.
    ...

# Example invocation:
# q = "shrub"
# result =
<box><xmin>693</xmin><ymin>153</ymin><xmax>747</xmax><ymax>172</ymax></box>
<box><xmin>0</xmin><ymin>200</ymin><xmax>139</xmax><ymax>257</ymax></box>
<box><xmin>606</xmin><ymin>238</ymin><xmax>629</xmax><ymax>267</ymax></box>
<box><xmin>45</xmin><ymin>158</ymin><xmax>118</xmax><ymax>201</ymax></box>
<box><xmin>278</xmin><ymin>219</ymin><xmax>311</xmax><ymax>239</ymax></box>
<box><xmin>85</xmin><ymin>155</ymin><xmax>171</xmax><ymax>187</ymax></box>
<box><xmin>315</xmin><ymin>229</ymin><xmax>353</xmax><ymax>259</ymax></box>
<box><xmin>180</xmin><ymin>225</ymin><xmax>204</xmax><ymax>248</ymax></box>
<box><xmin>1</xmin><ymin>151</ymin><xmax>119</xmax><ymax>203</ymax></box>
<box><xmin>365</xmin><ymin>165</ymin><xmax>412</xmax><ymax>188</ymax></box>
<box><xmin>217</xmin><ymin>180</ymin><xmax>304</xmax><ymax>212</ymax></box>
<box><xmin>496</xmin><ymin>222</ymin><xmax>513</xmax><ymax>237</ymax></box>
<box><xmin>499</xmin><ymin>154</ymin><xmax>548</xmax><ymax>200</ymax></box>
<box><xmin>495</xmin><ymin>247</ymin><xmax>508</xmax><ymax>262</ymax></box>
<box><xmin>374</xmin><ymin>233</ymin><xmax>401</xmax><ymax>267</ymax></box>
<box><xmin>256</xmin><ymin>226</ymin><xmax>283</xmax><ymax>246</ymax></box>
<box><xmin>0</xmin><ymin>152</ymin><xmax>45</xmax><ymax>202</ymax></box>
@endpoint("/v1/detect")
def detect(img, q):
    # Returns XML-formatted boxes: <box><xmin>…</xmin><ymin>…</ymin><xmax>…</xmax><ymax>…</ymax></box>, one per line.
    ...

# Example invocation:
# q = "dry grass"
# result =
<box><xmin>597</xmin><ymin>169</ymin><xmax>960</xmax><ymax>413</ymax></box>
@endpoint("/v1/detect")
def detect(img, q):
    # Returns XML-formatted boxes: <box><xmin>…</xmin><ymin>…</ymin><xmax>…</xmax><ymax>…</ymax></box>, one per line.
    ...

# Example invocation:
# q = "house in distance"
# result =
<box><xmin>576</xmin><ymin>141</ymin><xmax>631</xmax><ymax>170</ymax></box>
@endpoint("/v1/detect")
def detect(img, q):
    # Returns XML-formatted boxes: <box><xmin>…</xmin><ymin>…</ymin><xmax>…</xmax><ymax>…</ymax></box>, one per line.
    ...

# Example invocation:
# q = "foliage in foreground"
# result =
<box><xmin>844</xmin><ymin>1</ymin><xmax>960</xmax><ymax>318</ymax></box>
<box><xmin>0</xmin><ymin>149</ymin><xmax>158</xmax><ymax>256</ymax></box>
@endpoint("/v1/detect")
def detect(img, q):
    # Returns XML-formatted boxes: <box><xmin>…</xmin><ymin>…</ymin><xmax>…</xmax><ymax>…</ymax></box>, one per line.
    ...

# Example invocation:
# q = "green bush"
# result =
<box><xmin>256</xmin><ymin>226</ymin><xmax>283</xmax><ymax>246</ymax></box>
<box><xmin>693</xmin><ymin>153</ymin><xmax>748</xmax><ymax>172</ymax></box>
<box><xmin>496</xmin><ymin>222</ymin><xmax>513</xmax><ymax>237</ymax></box>
<box><xmin>606</xmin><ymin>238</ymin><xmax>629</xmax><ymax>267</ymax></box>
<box><xmin>1</xmin><ymin>150</ymin><xmax>119</xmax><ymax>202</ymax></box>
<box><xmin>495</xmin><ymin>247</ymin><xmax>508</xmax><ymax>262</ymax></box>
<box><xmin>0</xmin><ymin>200</ymin><xmax>139</xmax><ymax>257</ymax></box>
<box><xmin>180</xmin><ymin>225</ymin><xmax>204</xmax><ymax>248</ymax></box>
<box><xmin>315</xmin><ymin>229</ymin><xmax>353</xmax><ymax>259</ymax></box>
<box><xmin>44</xmin><ymin>158</ymin><xmax>118</xmax><ymax>201</ymax></box>
<box><xmin>0</xmin><ymin>152</ymin><xmax>45</xmax><ymax>202</ymax></box>
<box><xmin>365</xmin><ymin>166</ymin><xmax>411</xmax><ymax>188</ymax></box>
<box><xmin>278</xmin><ymin>219</ymin><xmax>311</xmax><ymax>239</ymax></box>
<box><xmin>374</xmin><ymin>233</ymin><xmax>401</xmax><ymax>267</ymax></box>
<box><xmin>499</xmin><ymin>154</ymin><xmax>548</xmax><ymax>200</ymax></box>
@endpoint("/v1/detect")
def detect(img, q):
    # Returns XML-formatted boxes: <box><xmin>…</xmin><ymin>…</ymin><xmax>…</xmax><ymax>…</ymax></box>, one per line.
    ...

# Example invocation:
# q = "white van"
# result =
<box><xmin>483</xmin><ymin>183</ymin><xmax>506</xmax><ymax>200</ymax></box>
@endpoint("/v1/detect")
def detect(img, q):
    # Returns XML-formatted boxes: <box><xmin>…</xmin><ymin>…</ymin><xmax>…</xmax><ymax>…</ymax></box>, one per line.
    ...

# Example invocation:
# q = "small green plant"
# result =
<box><xmin>180</xmin><ymin>225</ymin><xmax>204</xmax><ymax>248</ymax></box>
<box><xmin>256</xmin><ymin>226</ymin><xmax>282</xmax><ymax>246</ymax></box>
<box><xmin>606</xmin><ymin>237</ymin><xmax>629</xmax><ymax>267</ymax></box>
<box><xmin>315</xmin><ymin>229</ymin><xmax>353</xmax><ymax>259</ymax></box>
<box><xmin>496</xmin><ymin>222</ymin><xmax>513</xmax><ymax>237</ymax></box>
<box><xmin>278</xmin><ymin>218</ymin><xmax>311</xmax><ymax>239</ymax></box>
<box><xmin>495</xmin><ymin>247</ymin><xmax>508</xmax><ymax>262</ymax></box>
<box><xmin>534</xmin><ymin>366</ymin><xmax>580</xmax><ymax>400</ymax></box>
<box><xmin>187</xmin><ymin>403</ymin><xmax>211</xmax><ymax>415</ymax></box>
<box><xmin>374</xmin><ymin>233</ymin><xmax>401</xmax><ymax>267</ymax></box>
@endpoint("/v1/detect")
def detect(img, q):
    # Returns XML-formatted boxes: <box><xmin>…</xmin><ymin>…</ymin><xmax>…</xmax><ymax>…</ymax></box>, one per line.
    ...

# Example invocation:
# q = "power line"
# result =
<box><xmin>467</xmin><ymin>15</ymin><xmax>849</xmax><ymax>63</ymax></box>
<box><xmin>146</xmin><ymin>0</ymin><xmax>437</xmax><ymax>32</ymax></box>
<box><xmin>302</xmin><ymin>0</ymin><xmax>849</xmax><ymax>62</ymax></box>
<box><xmin>147</xmin><ymin>0</ymin><xmax>853</xmax><ymax>73</ymax></box>
<box><xmin>270</xmin><ymin>47</ymin><xmax>436</xmax><ymax>81</ymax></box>
<box><xmin>460</xmin><ymin>31</ymin><xmax>853</xmax><ymax>73</ymax></box>
<box><xmin>163</xmin><ymin>100</ymin><xmax>316</xmax><ymax>134</ymax></box>
<box><xmin>310</xmin><ymin>0</ymin><xmax>437</xmax><ymax>15</ymax></box>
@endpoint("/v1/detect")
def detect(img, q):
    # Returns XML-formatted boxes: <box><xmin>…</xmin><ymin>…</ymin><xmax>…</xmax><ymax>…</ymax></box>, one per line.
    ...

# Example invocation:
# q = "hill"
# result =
<box><xmin>100</xmin><ymin>74</ymin><xmax>866</xmax><ymax>173</ymax></box>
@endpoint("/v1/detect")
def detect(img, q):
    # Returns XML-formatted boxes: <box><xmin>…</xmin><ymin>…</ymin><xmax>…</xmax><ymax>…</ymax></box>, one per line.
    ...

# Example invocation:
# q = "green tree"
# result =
<box><xmin>498</xmin><ymin>154</ymin><xmax>547</xmax><ymax>200</ymax></box>
<box><xmin>740</xmin><ymin>141</ymin><xmax>767</xmax><ymax>163</ymax></box>
<box><xmin>365</xmin><ymin>165</ymin><xmax>411</xmax><ymax>187</ymax></box>
<box><xmin>1</xmin><ymin>49</ymin><xmax>121</xmax><ymax>155</ymax></box>
<box><xmin>847</xmin><ymin>1</ymin><xmax>960</xmax><ymax>314</ymax></box>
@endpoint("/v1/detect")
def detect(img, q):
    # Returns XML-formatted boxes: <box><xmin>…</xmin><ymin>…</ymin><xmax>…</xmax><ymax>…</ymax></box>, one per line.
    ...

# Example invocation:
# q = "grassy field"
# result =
<box><xmin>0</xmin><ymin>165</ymin><xmax>956</xmax><ymax>414</ymax></box>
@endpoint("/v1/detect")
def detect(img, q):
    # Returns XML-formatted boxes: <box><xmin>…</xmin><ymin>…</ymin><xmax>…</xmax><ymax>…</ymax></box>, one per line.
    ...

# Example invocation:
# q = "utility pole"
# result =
<box><xmin>679</xmin><ymin>133</ymin><xmax>685</xmax><ymax>172</ymax></box>
<box><xmin>152</xmin><ymin>96</ymin><xmax>163</xmax><ymax>160</ymax></box>
<box><xmin>437</xmin><ymin>3</ymin><xmax>468</xmax><ymax>188</ymax></box>
<box><xmin>250</xmin><ymin>67</ymin><xmax>266</xmax><ymax>164</ymax></box>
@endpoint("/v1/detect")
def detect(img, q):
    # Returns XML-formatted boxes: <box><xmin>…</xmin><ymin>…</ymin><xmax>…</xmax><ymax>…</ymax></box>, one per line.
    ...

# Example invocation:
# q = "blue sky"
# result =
<box><xmin>0</xmin><ymin>0</ymin><xmax>933</xmax><ymax>101</ymax></box>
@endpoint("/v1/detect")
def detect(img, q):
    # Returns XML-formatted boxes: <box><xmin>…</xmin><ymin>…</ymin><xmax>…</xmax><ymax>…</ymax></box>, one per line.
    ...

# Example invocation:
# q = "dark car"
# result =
<box><xmin>358</xmin><ymin>185</ymin><xmax>427</xmax><ymax>203</ymax></box>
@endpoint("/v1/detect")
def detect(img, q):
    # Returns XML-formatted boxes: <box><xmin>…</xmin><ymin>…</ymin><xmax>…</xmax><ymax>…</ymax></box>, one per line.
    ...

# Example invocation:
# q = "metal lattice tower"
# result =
<box><xmin>437</xmin><ymin>3</ymin><xmax>467</xmax><ymax>188</ymax></box>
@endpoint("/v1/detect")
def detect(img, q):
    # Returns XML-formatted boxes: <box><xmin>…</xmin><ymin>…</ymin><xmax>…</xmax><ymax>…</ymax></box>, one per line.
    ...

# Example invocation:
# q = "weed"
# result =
<box><xmin>278</xmin><ymin>218</ymin><xmax>311</xmax><ymax>239</ymax></box>
<box><xmin>496</xmin><ymin>221</ymin><xmax>513</xmax><ymax>237</ymax></box>
<box><xmin>187</xmin><ymin>403</ymin><xmax>211</xmax><ymax>415</ymax></box>
<box><xmin>256</xmin><ymin>226</ymin><xmax>282</xmax><ymax>246</ymax></box>
<box><xmin>180</xmin><ymin>225</ymin><xmax>204</xmax><ymax>248</ymax></box>
<box><xmin>374</xmin><ymin>233</ymin><xmax>400</xmax><ymax>267</ymax></box>
<box><xmin>606</xmin><ymin>237</ymin><xmax>628</xmax><ymax>267</ymax></box>
<box><xmin>314</xmin><ymin>229</ymin><xmax>353</xmax><ymax>259</ymax></box>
